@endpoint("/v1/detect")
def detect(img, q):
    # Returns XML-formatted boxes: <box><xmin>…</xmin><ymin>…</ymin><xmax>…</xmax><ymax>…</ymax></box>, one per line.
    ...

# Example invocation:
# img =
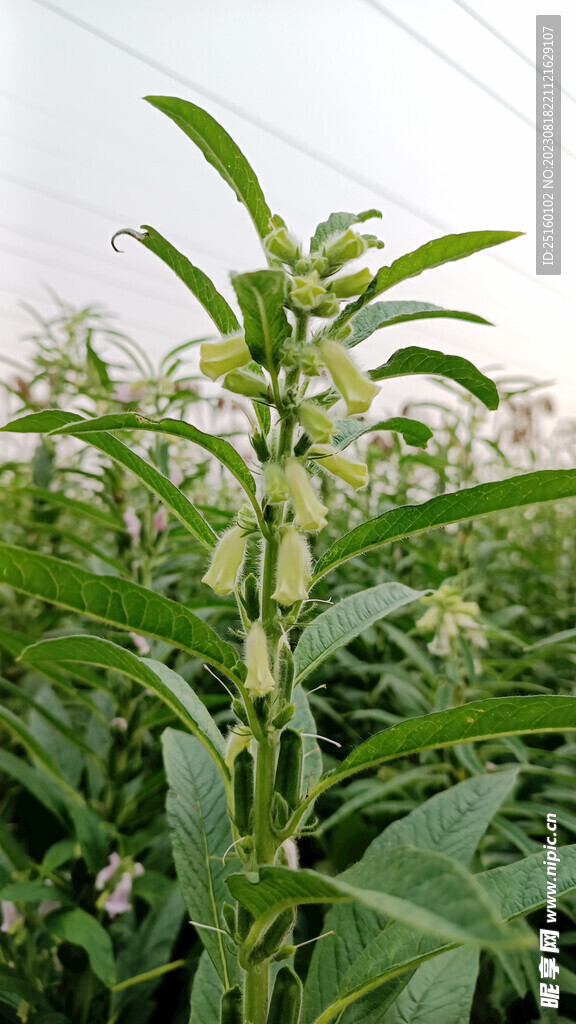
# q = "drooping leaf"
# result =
<box><xmin>231</xmin><ymin>270</ymin><xmax>291</xmax><ymax>371</ymax></box>
<box><xmin>3</xmin><ymin>410</ymin><xmax>217</xmax><ymax>549</ymax></box>
<box><xmin>0</xmin><ymin>543</ymin><xmax>245</xmax><ymax>685</ymax></box>
<box><xmin>48</xmin><ymin>412</ymin><xmax>257</xmax><ymax>505</ymax></box>
<box><xmin>22</xmin><ymin>636</ymin><xmax>228</xmax><ymax>784</ymax></box>
<box><xmin>292</xmin><ymin>682</ymin><xmax>323</xmax><ymax>790</ymax></box>
<box><xmin>294</xmin><ymin>582</ymin><xmax>426</xmax><ymax>685</ymax></box>
<box><xmin>189</xmin><ymin>950</ymin><xmax>225</xmax><ymax>1024</ymax></box>
<box><xmin>115</xmin><ymin>225</ymin><xmax>239</xmax><ymax>335</ymax></box>
<box><xmin>310</xmin><ymin>696</ymin><xmax>576</xmax><ymax>797</ymax></box>
<box><xmin>162</xmin><ymin>729</ymin><xmax>238</xmax><ymax>987</ymax></box>
<box><xmin>347</xmin><ymin>301</ymin><xmax>491</xmax><ymax>349</ymax></box>
<box><xmin>310</xmin><ymin>210</ymin><xmax>382</xmax><ymax>252</ymax></box>
<box><xmin>368</xmin><ymin>346</ymin><xmax>499</xmax><ymax>409</ymax></box>
<box><xmin>332</xmin><ymin>417</ymin><xmax>433</xmax><ymax>451</ymax></box>
<box><xmin>313</xmin><ymin>470</ymin><xmax>576</xmax><ymax>581</ymax></box>
<box><xmin>47</xmin><ymin>907</ymin><xmax>116</xmax><ymax>987</ymax></box>
<box><xmin>304</xmin><ymin>771</ymin><xmax>517</xmax><ymax>1024</ymax></box>
<box><xmin>393</xmin><ymin>947</ymin><xmax>480</xmax><ymax>1024</ymax></box>
<box><xmin>15</xmin><ymin>485</ymin><xmax>123</xmax><ymax>532</ymax></box>
<box><xmin>145</xmin><ymin>96</ymin><xmax>272</xmax><ymax>237</ymax></box>
<box><xmin>228</xmin><ymin>851</ymin><xmax>528</xmax><ymax>950</ymax></box>
<box><xmin>332</xmin><ymin>230</ymin><xmax>522</xmax><ymax>329</ymax></box>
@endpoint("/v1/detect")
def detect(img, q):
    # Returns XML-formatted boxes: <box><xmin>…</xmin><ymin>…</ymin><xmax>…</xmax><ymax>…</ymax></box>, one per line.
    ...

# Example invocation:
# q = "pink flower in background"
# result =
<box><xmin>129</xmin><ymin>633</ymin><xmax>149</xmax><ymax>654</ymax></box>
<box><xmin>153</xmin><ymin>506</ymin><xmax>167</xmax><ymax>533</ymax></box>
<box><xmin>37</xmin><ymin>900</ymin><xmax>61</xmax><ymax>917</ymax></box>
<box><xmin>109</xmin><ymin>717</ymin><xmax>128</xmax><ymax>731</ymax></box>
<box><xmin>95</xmin><ymin>852</ymin><xmax>121</xmax><ymax>890</ymax></box>
<box><xmin>113</xmin><ymin>382</ymin><xmax>146</xmax><ymax>404</ymax></box>
<box><xmin>123</xmin><ymin>507</ymin><xmax>141</xmax><ymax>542</ymax></box>
<box><xmin>1</xmin><ymin>901</ymin><xmax>23</xmax><ymax>933</ymax></box>
<box><xmin>104</xmin><ymin>873</ymin><xmax>133</xmax><ymax>918</ymax></box>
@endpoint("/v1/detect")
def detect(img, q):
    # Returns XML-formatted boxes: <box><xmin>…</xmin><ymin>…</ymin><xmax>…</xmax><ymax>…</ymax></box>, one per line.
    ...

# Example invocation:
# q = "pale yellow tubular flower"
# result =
<box><xmin>272</xmin><ymin>526</ymin><xmax>311</xmax><ymax>605</ymax></box>
<box><xmin>263</xmin><ymin>463</ymin><xmax>288</xmax><ymax>504</ymax></box>
<box><xmin>225</xmin><ymin>726</ymin><xmax>252</xmax><ymax>772</ymax></box>
<box><xmin>201</xmin><ymin>525</ymin><xmax>247</xmax><ymax>596</ymax></box>
<box><xmin>313</xmin><ymin>445</ymin><xmax>368</xmax><ymax>490</ymax></box>
<box><xmin>298</xmin><ymin>403</ymin><xmax>335</xmax><ymax>444</ymax></box>
<box><xmin>244</xmin><ymin>622</ymin><xmax>276</xmax><ymax>697</ymax></box>
<box><xmin>320</xmin><ymin>339</ymin><xmax>380</xmax><ymax>415</ymax></box>
<box><xmin>285</xmin><ymin>458</ymin><xmax>328</xmax><ymax>532</ymax></box>
<box><xmin>199</xmin><ymin>334</ymin><xmax>251</xmax><ymax>382</ymax></box>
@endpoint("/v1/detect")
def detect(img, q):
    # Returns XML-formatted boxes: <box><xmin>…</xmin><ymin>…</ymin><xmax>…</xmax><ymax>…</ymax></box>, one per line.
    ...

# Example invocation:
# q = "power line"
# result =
<box><xmin>360</xmin><ymin>0</ymin><xmax>575</xmax><ymax>160</ymax></box>
<box><xmin>17</xmin><ymin>0</ymin><xmax>576</xmax><ymax>312</ymax></box>
<box><xmin>453</xmin><ymin>0</ymin><xmax>576</xmax><ymax>106</ymax></box>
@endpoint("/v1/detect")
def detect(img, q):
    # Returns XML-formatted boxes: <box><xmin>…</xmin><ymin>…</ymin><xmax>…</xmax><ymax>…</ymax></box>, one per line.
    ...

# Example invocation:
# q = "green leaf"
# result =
<box><xmin>294</xmin><ymin>582</ymin><xmax>426</xmax><ymax>686</ymax></box>
<box><xmin>49</xmin><ymin>412</ymin><xmax>257</xmax><ymax>505</ymax></box>
<box><xmin>311</xmin><ymin>696</ymin><xmax>576</xmax><ymax>796</ymax></box>
<box><xmin>347</xmin><ymin>301</ymin><xmax>491</xmax><ymax>348</ymax></box>
<box><xmin>0</xmin><ymin>542</ymin><xmax>245</xmax><ymax>685</ymax></box>
<box><xmin>16</xmin><ymin>485</ymin><xmax>123</xmax><ymax>532</ymax></box>
<box><xmin>47</xmin><ymin>908</ymin><xmax>116</xmax><ymax>987</ymax></box>
<box><xmin>333</xmin><ymin>416</ymin><xmax>433</xmax><ymax>451</ymax></box>
<box><xmin>189</xmin><ymin>950</ymin><xmax>225</xmax><ymax>1024</ymax></box>
<box><xmin>313</xmin><ymin>469</ymin><xmax>576</xmax><ymax>581</ymax></box>
<box><xmin>2</xmin><ymin>411</ymin><xmax>217</xmax><ymax>550</ymax></box>
<box><xmin>305</xmin><ymin>772</ymin><xmax>517</xmax><ymax>1023</ymax></box>
<box><xmin>368</xmin><ymin>346</ymin><xmax>499</xmax><ymax>409</ymax></box>
<box><xmin>332</xmin><ymin>230</ymin><xmax>522</xmax><ymax>329</ymax></box>
<box><xmin>0</xmin><ymin>704</ymin><xmax>80</xmax><ymax>797</ymax></box>
<box><xmin>292</xmin><ymin>682</ymin><xmax>323</xmax><ymax>790</ymax></box>
<box><xmin>0</xmin><ymin>880</ymin><xmax>68</xmax><ymax>903</ymax></box>
<box><xmin>312</xmin><ymin>846</ymin><xmax>576</xmax><ymax>1024</ymax></box>
<box><xmin>145</xmin><ymin>96</ymin><xmax>272</xmax><ymax>238</ymax></box>
<box><xmin>231</xmin><ymin>270</ymin><xmax>291</xmax><ymax>370</ymax></box>
<box><xmin>162</xmin><ymin>729</ymin><xmax>238</xmax><ymax>987</ymax></box>
<box><xmin>111</xmin><ymin>886</ymin><xmax>185</xmax><ymax>1014</ymax></box>
<box><xmin>119</xmin><ymin>225</ymin><xmax>239</xmax><ymax>335</ymax></box>
<box><xmin>310</xmin><ymin>210</ymin><xmax>382</xmax><ymax>252</ymax></box>
<box><xmin>22</xmin><ymin>636</ymin><xmax>228</xmax><ymax>785</ymax></box>
<box><xmin>392</xmin><ymin>947</ymin><xmax>479</xmax><ymax>1024</ymax></box>
<box><xmin>0</xmin><ymin>749</ymin><xmax>66</xmax><ymax>821</ymax></box>
<box><xmin>228</xmin><ymin>851</ymin><xmax>528</xmax><ymax>950</ymax></box>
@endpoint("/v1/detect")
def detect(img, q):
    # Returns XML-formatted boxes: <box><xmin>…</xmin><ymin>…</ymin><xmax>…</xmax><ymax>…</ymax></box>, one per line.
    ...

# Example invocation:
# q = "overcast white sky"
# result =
<box><xmin>1</xmin><ymin>0</ymin><xmax>575</xmax><ymax>421</ymax></box>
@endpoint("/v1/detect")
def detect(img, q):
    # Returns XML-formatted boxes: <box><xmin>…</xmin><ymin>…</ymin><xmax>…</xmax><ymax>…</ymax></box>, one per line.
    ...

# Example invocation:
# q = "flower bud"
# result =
<box><xmin>245</xmin><ymin>622</ymin><xmax>276</xmax><ymax>697</ymax></box>
<box><xmin>199</xmin><ymin>334</ymin><xmax>251</xmax><ymax>382</ymax></box>
<box><xmin>264</xmin><ymin>226</ymin><xmax>299</xmax><ymax>264</ymax></box>
<box><xmin>298</xmin><ymin>403</ymin><xmax>335</xmax><ymax>444</ymax></box>
<box><xmin>313</xmin><ymin>446</ymin><xmax>368</xmax><ymax>490</ymax></box>
<box><xmin>330</xmin><ymin>267</ymin><xmax>373</xmax><ymax>298</ymax></box>
<box><xmin>223</xmin><ymin>369</ymin><xmax>269</xmax><ymax>400</ymax></box>
<box><xmin>290</xmin><ymin>271</ymin><xmax>327</xmax><ymax>312</ymax></box>
<box><xmin>312</xmin><ymin>293</ymin><xmax>340</xmax><ymax>319</ymax></box>
<box><xmin>225</xmin><ymin>725</ymin><xmax>252</xmax><ymax>772</ymax></box>
<box><xmin>320</xmin><ymin>339</ymin><xmax>380</xmax><ymax>415</ymax></box>
<box><xmin>201</xmin><ymin>525</ymin><xmax>246</xmax><ymax>596</ymax></box>
<box><xmin>299</xmin><ymin>345</ymin><xmax>323</xmax><ymax>377</ymax></box>
<box><xmin>285</xmin><ymin>458</ymin><xmax>328</xmax><ymax>532</ymax></box>
<box><xmin>264</xmin><ymin>463</ymin><xmax>288</xmax><ymax>504</ymax></box>
<box><xmin>323</xmin><ymin>227</ymin><xmax>367</xmax><ymax>265</ymax></box>
<box><xmin>272</xmin><ymin>527</ymin><xmax>311</xmax><ymax>605</ymax></box>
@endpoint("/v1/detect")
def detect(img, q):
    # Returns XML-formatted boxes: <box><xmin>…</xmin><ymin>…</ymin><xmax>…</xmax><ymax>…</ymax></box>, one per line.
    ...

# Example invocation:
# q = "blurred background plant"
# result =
<box><xmin>1</xmin><ymin>297</ymin><xmax>576</xmax><ymax>1023</ymax></box>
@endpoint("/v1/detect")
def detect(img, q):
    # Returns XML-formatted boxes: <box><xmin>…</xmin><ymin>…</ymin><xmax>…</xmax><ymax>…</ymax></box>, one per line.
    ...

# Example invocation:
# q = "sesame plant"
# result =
<box><xmin>2</xmin><ymin>98</ymin><xmax>576</xmax><ymax>1024</ymax></box>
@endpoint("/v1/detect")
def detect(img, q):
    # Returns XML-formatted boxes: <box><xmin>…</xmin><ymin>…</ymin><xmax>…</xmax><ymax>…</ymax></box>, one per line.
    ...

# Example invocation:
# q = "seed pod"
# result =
<box><xmin>242</xmin><ymin>573</ymin><xmax>260</xmax><ymax>622</ymax></box>
<box><xmin>236</xmin><ymin>903</ymin><xmax>254</xmax><ymax>941</ymax></box>
<box><xmin>246</xmin><ymin>907</ymin><xmax>295</xmax><ymax>965</ymax></box>
<box><xmin>267</xmin><ymin>966</ymin><xmax>302</xmax><ymax>1024</ymax></box>
<box><xmin>221</xmin><ymin>985</ymin><xmax>243</xmax><ymax>1024</ymax></box>
<box><xmin>278</xmin><ymin>648</ymin><xmax>295</xmax><ymax>706</ymax></box>
<box><xmin>231</xmin><ymin>699</ymin><xmax>249</xmax><ymax>727</ymax></box>
<box><xmin>222</xmin><ymin>902</ymin><xmax>237</xmax><ymax>939</ymax></box>
<box><xmin>272</xmin><ymin>791</ymin><xmax>290</xmax><ymax>830</ymax></box>
<box><xmin>233</xmin><ymin>749</ymin><xmax>254</xmax><ymax>835</ymax></box>
<box><xmin>274</xmin><ymin>729</ymin><xmax>303</xmax><ymax>811</ymax></box>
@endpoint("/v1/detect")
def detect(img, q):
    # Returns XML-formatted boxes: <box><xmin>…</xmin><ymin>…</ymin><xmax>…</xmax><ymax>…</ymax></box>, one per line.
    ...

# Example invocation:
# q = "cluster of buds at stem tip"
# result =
<box><xmin>285</xmin><ymin>457</ymin><xmax>328</xmax><ymax>532</ymax></box>
<box><xmin>244</xmin><ymin>621</ymin><xmax>276</xmax><ymax>697</ymax></box>
<box><xmin>320</xmin><ymin>339</ymin><xmax>380</xmax><ymax>416</ymax></box>
<box><xmin>312</xmin><ymin>445</ymin><xmax>368</xmax><ymax>490</ymax></box>
<box><xmin>264</xmin><ymin>225</ymin><xmax>300</xmax><ymax>265</ymax></box>
<box><xmin>272</xmin><ymin>526</ymin><xmax>311</xmax><ymax>605</ymax></box>
<box><xmin>201</xmin><ymin>525</ymin><xmax>247</xmax><ymax>596</ymax></box>
<box><xmin>289</xmin><ymin>271</ymin><xmax>339</xmax><ymax>318</ymax></box>
<box><xmin>199</xmin><ymin>333</ymin><xmax>251</xmax><ymax>382</ymax></box>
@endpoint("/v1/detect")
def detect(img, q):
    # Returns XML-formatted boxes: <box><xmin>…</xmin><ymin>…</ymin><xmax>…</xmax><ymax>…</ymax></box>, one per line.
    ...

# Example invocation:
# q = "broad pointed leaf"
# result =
<box><xmin>162</xmin><ymin>729</ymin><xmax>238</xmax><ymax>987</ymax></box>
<box><xmin>47</xmin><ymin>908</ymin><xmax>116</xmax><ymax>987</ymax></box>
<box><xmin>231</xmin><ymin>270</ymin><xmax>291</xmax><ymax>370</ymax></box>
<box><xmin>294</xmin><ymin>582</ymin><xmax>426</xmax><ymax>686</ymax></box>
<box><xmin>347</xmin><ymin>301</ymin><xmax>491</xmax><ymax>347</ymax></box>
<box><xmin>145</xmin><ymin>96</ymin><xmax>272</xmax><ymax>237</ymax></box>
<box><xmin>228</xmin><ymin>851</ymin><xmax>528</xmax><ymax>949</ymax></box>
<box><xmin>332</xmin><ymin>416</ymin><xmax>433</xmax><ymax>451</ymax></box>
<box><xmin>0</xmin><ymin>543</ymin><xmax>245</xmax><ymax>685</ymax></box>
<box><xmin>313</xmin><ymin>470</ymin><xmax>576</xmax><ymax>581</ymax></box>
<box><xmin>369</xmin><ymin>346</ymin><xmax>499</xmax><ymax>409</ymax></box>
<box><xmin>21</xmin><ymin>636</ymin><xmax>228</xmax><ymax>784</ymax></box>
<box><xmin>2</xmin><ymin>411</ymin><xmax>217</xmax><ymax>549</ymax></box>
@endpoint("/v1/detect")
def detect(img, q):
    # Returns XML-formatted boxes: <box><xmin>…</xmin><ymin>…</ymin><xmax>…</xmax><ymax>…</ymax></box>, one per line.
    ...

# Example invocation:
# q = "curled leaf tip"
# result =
<box><xmin>111</xmin><ymin>228</ymin><xmax>148</xmax><ymax>253</ymax></box>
